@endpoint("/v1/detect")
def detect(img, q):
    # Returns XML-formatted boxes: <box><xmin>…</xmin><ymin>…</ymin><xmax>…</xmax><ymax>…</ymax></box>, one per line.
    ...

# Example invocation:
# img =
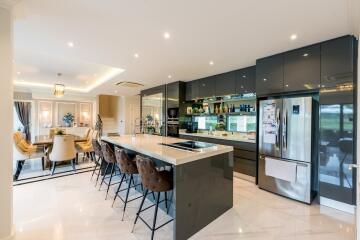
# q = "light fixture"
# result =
<box><xmin>163</xmin><ymin>32</ymin><xmax>170</xmax><ymax>39</ymax></box>
<box><xmin>290</xmin><ymin>34</ymin><xmax>297</xmax><ymax>40</ymax></box>
<box><xmin>285</xmin><ymin>84</ymin><xmax>289</xmax><ymax>87</ymax></box>
<box><xmin>134</xmin><ymin>53</ymin><xmax>139</xmax><ymax>58</ymax></box>
<box><xmin>303</xmin><ymin>53</ymin><xmax>309</xmax><ymax>57</ymax></box>
<box><xmin>209</xmin><ymin>61</ymin><xmax>214</xmax><ymax>66</ymax></box>
<box><xmin>67</xmin><ymin>42</ymin><xmax>74</xmax><ymax>48</ymax></box>
<box><xmin>168</xmin><ymin>75</ymin><xmax>172</xmax><ymax>79</ymax></box>
<box><xmin>17</xmin><ymin>71</ymin><xmax>21</xmax><ymax>75</ymax></box>
<box><xmin>53</xmin><ymin>84</ymin><xmax>65</xmax><ymax>97</ymax></box>
<box><xmin>263</xmin><ymin>78</ymin><xmax>267</xmax><ymax>82</ymax></box>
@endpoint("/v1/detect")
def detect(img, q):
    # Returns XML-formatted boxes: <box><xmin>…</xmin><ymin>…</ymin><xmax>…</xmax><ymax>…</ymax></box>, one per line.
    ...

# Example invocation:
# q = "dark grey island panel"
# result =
<box><xmin>174</xmin><ymin>152</ymin><xmax>233</xmax><ymax>240</ymax></box>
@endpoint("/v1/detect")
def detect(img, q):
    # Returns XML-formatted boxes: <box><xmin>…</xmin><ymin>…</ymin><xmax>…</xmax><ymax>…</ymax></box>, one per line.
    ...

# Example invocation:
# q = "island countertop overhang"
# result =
<box><xmin>101</xmin><ymin>134</ymin><xmax>233</xmax><ymax>165</ymax></box>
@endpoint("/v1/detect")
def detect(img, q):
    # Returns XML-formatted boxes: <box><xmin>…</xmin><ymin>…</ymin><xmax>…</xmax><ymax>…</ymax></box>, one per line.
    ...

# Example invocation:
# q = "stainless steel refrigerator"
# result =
<box><xmin>258</xmin><ymin>96</ymin><xmax>316</xmax><ymax>204</ymax></box>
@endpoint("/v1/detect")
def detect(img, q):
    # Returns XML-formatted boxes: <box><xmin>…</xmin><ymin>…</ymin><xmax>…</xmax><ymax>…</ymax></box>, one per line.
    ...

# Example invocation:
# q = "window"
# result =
<box><xmin>194</xmin><ymin>116</ymin><xmax>218</xmax><ymax>130</ymax></box>
<box><xmin>227</xmin><ymin>115</ymin><xmax>256</xmax><ymax>132</ymax></box>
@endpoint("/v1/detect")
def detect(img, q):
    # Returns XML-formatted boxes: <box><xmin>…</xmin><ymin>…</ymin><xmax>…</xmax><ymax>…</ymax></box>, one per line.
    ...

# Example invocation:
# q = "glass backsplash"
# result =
<box><xmin>227</xmin><ymin>115</ymin><xmax>256</xmax><ymax>132</ymax></box>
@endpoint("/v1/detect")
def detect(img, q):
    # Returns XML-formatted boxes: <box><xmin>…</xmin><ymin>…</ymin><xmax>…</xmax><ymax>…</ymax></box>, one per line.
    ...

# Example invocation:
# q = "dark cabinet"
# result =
<box><xmin>198</xmin><ymin>77</ymin><xmax>215</xmax><ymax>98</ymax></box>
<box><xmin>284</xmin><ymin>44</ymin><xmax>320</xmax><ymax>91</ymax></box>
<box><xmin>321</xmin><ymin>36</ymin><xmax>355</xmax><ymax>87</ymax></box>
<box><xmin>236</xmin><ymin>66</ymin><xmax>256</xmax><ymax>94</ymax></box>
<box><xmin>167</xmin><ymin>82</ymin><xmax>180</xmax><ymax>108</ymax></box>
<box><xmin>256</xmin><ymin>54</ymin><xmax>284</xmax><ymax>96</ymax></box>
<box><xmin>185</xmin><ymin>81</ymin><xmax>192</xmax><ymax>101</ymax></box>
<box><xmin>215</xmin><ymin>71</ymin><xmax>236</xmax><ymax>96</ymax></box>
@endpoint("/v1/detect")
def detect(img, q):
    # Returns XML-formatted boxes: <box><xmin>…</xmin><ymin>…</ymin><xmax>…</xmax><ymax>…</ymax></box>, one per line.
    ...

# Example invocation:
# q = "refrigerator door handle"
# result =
<box><xmin>283</xmin><ymin>110</ymin><xmax>288</xmax><ymax>151</ymax></box>
<box><xmin>276</xmin><ymin>108</ymin><xmax>281</xmax><ymax>149</ymax></box>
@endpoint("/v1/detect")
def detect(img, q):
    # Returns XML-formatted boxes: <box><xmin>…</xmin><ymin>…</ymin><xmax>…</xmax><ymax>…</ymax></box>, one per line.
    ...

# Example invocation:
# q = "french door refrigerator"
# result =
<box><xmin>258</xmin><ymin>96</ymin><xmax>316</xmax><ymax>204</ymax></box>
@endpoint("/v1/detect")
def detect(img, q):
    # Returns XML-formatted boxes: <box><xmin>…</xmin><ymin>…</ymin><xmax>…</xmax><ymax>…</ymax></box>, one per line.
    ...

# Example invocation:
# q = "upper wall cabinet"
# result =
<box><xmin>236</xmin><ymin>66</ymin><xmax>256</xmax><ymax>94</ymax></box>
<box><xmin>185</xmin><ymin>80</ymin><xmax>199</xmax><ymax>101</ymax></box>
<box><xmin>167</xmin><ymin>81</ymin><xmax>180</xmax><ymax>108</ymax></box>
<box><xmin>321</xmin><ymin>36</ymin><xmax>355</xmax><ymax>87</ymax></box>
<box><xmin>284</xmin><ymin>44</ymin><xmax>320</xmax><ymax>91</ymax></box>
<box><xmin>256</xmin><ymin>54</ymin><xmax>284</xmax><ymax>96</ymax></box>
<box><xmin>198</xmin><ymin>76</ymin><xmax>215</xmax><ymax>98</ymax></box>
<box><xmin>215</xmin><ymin>71</ymin><xmax>236</xmax><ymax>96</ymax></box>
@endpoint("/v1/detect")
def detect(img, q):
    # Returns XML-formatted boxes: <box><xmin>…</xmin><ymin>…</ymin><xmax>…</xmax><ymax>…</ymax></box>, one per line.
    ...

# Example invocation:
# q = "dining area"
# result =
<box><xmin>13</xmin><ymin>127</ymin><xmax>98</xmax><ymax>182</ymax></box>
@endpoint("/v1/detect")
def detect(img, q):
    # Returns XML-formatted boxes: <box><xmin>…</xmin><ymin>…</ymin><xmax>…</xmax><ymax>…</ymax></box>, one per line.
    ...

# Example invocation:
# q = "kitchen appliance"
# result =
<box><xmin>160</xmin><ymin>141</ymin><xmax>215</xmax><ymax>151</ymax></box>
<box><xmin>258</xmin><ymin>96</ymin><xmax>317</xmax><ymax>204</ymax></box>
<box><xmin>167</xmin><ymin>121</ymin><xmax>179</xmax><ymax>137</ymax></box>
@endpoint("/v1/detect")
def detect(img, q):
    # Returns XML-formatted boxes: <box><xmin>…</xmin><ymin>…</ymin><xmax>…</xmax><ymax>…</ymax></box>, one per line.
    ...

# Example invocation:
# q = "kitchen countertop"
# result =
<box><xmin>101</xmin><ymin>134</ymin><xmax>233</xmax><ymax>165</ymax></box>
<box><xmin>179</xmin><ymin>131</ymin><xmax>256</xmax><ymax>144</ymax></box>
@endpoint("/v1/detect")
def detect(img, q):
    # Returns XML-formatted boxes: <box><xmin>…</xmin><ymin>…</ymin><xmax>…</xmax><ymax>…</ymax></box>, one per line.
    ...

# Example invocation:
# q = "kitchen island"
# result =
<box><xmin>102</xmin><ymin>134</ymin><xmax>233</xmax><ymax>240</ymax></box>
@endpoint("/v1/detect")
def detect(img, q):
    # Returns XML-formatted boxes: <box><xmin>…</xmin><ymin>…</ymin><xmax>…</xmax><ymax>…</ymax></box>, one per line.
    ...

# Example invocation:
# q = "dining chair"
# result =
<box><xmin>77</xmin><ymin>129</ymin><xmax>97</xmax><ymax>161</ymax></box>
<box><xmin>13</xmin><ymin>132</ymin><xmax>45</xmax><ymax>181</ymax></box>
<box><xmin>48</xmin><ymin>135</ymin><xmax>77</xmax><ymax>175</ymax></box>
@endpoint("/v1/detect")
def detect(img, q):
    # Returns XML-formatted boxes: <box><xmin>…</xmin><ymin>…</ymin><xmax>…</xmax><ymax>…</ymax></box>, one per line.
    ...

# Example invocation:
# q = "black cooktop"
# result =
<box><xmin>160</xmin><ymin>141</ymin><xmax>215</xmax><ymax>152</ymax></box>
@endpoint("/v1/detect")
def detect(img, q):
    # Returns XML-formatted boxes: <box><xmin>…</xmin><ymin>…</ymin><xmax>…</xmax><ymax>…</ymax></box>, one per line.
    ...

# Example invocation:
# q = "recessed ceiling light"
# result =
<box><xmin>134</xmin><ymin>53</ymin><xmax>139</xmax><ymax>58</ymax></box>
<box><xmin>209</xmin><ymin>61</ymin><xmax>214</xmax><ymax>66</ymax></box>
<box><xmin>17</xmin><ymin>71</ymin><xmax>21</xmax><ymax>75</ymax></box>
<box><xmin>303</xmin><ymin>53</ymin><xmax>309</xmax><ymax>57</ymax></box>
<box><xmin>290</xmin><ymin>34</ymin><xmax>297</xmax><ymax>40</ymax></box>
<box><xmin>168</xmin><ymin>75</ymin><xmax>172</xmax><ymax>79</ymax></box>
<box><xmin>67</xmin><ymin>42</ymin><xmax>74</xmax><ymax>47</ymax></box>
<box><xmin>163</xmin><ymin>32</ymin><xmax>170</xmax><ymax>39</ymax></box>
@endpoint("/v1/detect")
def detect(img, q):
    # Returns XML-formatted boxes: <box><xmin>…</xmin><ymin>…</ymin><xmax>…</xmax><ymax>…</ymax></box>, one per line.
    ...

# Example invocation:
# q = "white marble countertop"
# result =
<box><xmin>101</xmin><ymin>134</ymin><xmax>233</xmax><ymax>165</ymax></box>
<box><xmin>179</xmin><ymin>131</ymin><xmax>256</xmax><ymax>144</ymax></box>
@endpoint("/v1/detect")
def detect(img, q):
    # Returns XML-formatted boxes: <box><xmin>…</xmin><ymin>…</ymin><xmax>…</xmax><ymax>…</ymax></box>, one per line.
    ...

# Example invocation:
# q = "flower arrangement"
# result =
<box><xmin>63</xmin><ymin>112</ymin><xmax>75</xmax><ymax>126</ymax></box>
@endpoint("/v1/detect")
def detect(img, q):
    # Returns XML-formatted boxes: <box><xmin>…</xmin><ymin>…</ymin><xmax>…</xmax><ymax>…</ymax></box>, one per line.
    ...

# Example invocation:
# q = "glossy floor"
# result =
<box><xmin>13</xmin><ymin>173</ymin><xmax>355</xmax><ymax>240</ymax></box>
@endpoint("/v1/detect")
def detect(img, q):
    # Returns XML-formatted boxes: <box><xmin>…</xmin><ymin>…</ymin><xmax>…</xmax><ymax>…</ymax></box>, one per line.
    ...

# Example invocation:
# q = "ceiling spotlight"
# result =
<box><xmin>168</xmin><ymin>75</ymin><xmax>172</xmax><ymax>79</ymax></box>
<box><xmin>303</xmin><ymin>53</ymin><xmax>309</xmax><ymax>57</ymax></box>
<box><xmin>17</xmin><ymin>71</ymin><xmax>21</xmax><ymax>75</ymax></box>
<box><xmin>163</xmin><ymin>32</ymin><xmax>170</xmax><ymax>39</ymax></box>
<box><xmin>209</xmin><ymin>61</ymin><xmax>214</xmax><ymax>66</ymax></box>
<box><xmin>67</xmin><ymin>42</ymin><xmax>74</xmax><ymax>47</ymax></box>
<box><xmin>134</xmin><ymin>53</ymin><xmax>139</xmax><ymax>58</ymax></box>
<box><xmin>290</xmin><ymin>34</ymin><xmax>297</xmax><ymax>40</ymax></box>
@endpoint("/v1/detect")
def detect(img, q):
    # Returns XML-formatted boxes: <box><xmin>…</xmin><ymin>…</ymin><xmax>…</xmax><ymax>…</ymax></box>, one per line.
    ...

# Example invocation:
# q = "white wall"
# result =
<box><xmin>0</xmin><ymin>6</ymin><xmax>13</xmax><ymax>239</ymax></box>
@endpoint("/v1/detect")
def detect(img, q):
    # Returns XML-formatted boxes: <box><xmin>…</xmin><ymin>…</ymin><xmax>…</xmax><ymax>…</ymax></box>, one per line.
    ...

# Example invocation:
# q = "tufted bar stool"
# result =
<box><xmin>132</xmin><ymin>155</ymin><xmax>174</xmax><ymax>240</ymax></box>
<box><xmin>99</xmin><ymin>142</ymin><xmax>121</xmax><ymax>199</ymax></box>
<box><xmin>112</xmin><ymin>147</ymin><xmax>144</xmax><ymax>220</ymax></box>
<box><xmin>91</xmin><ymin>139</ymin><xmax>104</xmax><ymax>186</ymax></box>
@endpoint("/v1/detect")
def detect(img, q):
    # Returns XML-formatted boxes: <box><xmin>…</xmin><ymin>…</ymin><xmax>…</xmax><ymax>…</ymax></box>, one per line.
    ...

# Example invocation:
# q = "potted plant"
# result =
<box><xmin>63</xmin><ymin>113</ymin><xmax>75</xmax><ymax>127</ymax></box>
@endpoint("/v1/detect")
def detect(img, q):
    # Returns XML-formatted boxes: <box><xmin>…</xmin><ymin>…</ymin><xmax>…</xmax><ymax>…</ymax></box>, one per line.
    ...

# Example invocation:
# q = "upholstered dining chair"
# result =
<box><xmin>13</xmin><ymin>132</ymin><xmax>45</xmax><ymax>181</ymax></box>
<box><xmin>48</xmin><ymin>135</ymin><xmax>77</xmax><ymax>175</ymax></box>
<box><xmin>76</xmin><ymin>129</ymin><xmax>97</xmax><ymax>161</ymax></box>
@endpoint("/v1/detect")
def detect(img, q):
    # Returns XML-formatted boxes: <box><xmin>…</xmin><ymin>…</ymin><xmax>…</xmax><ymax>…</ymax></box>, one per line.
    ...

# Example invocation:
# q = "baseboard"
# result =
<box><xmin>234</xmin><ymin>172</ymin><xmax>255</xmax><ymax>183</ymax></box>
<box><xmin>320</xmin><ymin>196</ymin><xmax>355</xmax><ymax>214</ymax></box>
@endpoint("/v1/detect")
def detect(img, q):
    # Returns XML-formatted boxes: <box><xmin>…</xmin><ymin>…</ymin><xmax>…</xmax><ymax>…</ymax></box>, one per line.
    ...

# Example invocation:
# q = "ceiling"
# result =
<box><xmin>12</xmin><ymin>0</ymin><xmax>354</xmax><ymax>96</ymax></box>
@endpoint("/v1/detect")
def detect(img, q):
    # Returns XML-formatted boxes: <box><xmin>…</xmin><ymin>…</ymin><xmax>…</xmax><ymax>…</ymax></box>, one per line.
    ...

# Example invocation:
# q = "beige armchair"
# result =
<box><xmin>49</xmin><ymin>135</ymin><xmax>77</xmax><ymax>175</ymax></box>
<box><xmin>13</xmin><ymin>132</ymin><xmax>45</xmax><ymax>181</ymax></box>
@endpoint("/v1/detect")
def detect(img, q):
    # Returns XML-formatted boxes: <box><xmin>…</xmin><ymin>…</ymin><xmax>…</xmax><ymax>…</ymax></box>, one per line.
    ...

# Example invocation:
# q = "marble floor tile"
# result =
<box><xmin>13</xmin><ymin>173</ymin><xmax>355</xmax><ymax>240</ymax></box>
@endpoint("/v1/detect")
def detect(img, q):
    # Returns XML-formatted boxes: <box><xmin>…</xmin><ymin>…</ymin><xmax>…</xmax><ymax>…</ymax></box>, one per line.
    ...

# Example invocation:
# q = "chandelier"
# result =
<box><xmin>53</xmin><ymin>84</ymin><xmax>65</xmax><ymax>97</ymax></box>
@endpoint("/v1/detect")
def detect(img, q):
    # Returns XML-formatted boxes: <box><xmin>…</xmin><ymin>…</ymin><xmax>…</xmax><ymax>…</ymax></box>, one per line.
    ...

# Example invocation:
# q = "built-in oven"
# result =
<box><xmin>167</xmin><ymin>121</ymin><xmax>179</xmax><ymax>137</ymax></box>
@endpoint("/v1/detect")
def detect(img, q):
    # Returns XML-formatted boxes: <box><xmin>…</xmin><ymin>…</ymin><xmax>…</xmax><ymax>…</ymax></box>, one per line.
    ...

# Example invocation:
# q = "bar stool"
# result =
<box><xmin>99</xmin><ymin>142</ymin><xmax>120</xmax><ymax>199</ymax></box>
<box><xmin>112</xmin><ymin>147</ymin><xmax>143</xmax><ymax>220</ymax></box>
<box><xmin>132</xmin><ymin>155</ymin><xmax>173</xmax><ymax>240</ymax></box>
<box><xmin>91</xmin><ymin>139</ymin><xmax>104</xmax><ymax>186</ymax></box>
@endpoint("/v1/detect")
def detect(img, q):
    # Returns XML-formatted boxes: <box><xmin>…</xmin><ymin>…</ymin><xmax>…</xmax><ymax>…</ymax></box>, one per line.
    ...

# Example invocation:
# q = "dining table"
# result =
<box><xmin>33</xmin><ymin>134</ymin><xmax>87</xmax><ymax>146</ymax></box>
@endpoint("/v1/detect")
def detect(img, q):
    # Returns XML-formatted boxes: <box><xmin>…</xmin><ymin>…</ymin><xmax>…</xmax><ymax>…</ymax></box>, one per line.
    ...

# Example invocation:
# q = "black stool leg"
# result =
<box><xmin>99</xmin><ymin>162</ymin><xmax>110</xmax><ymax>191</ymax></box>
<box><xmin>132</xmin><ymin>188</ymin><xmax>148</xmax><ymax>233</ymax></box>
<box><xmin>13</xmin><ymin>160</ymin><xmax>25</xmax><ymax>181</ymax></box>
<box><xmin>122</xmin><ymin>174</ymin><xmax>133</xmax><ymax>221</ymax></box>
<box><xmin>95</xmin><ymin>157</ymin><xmax>103</xmax><ymax>187</ymax></box>
<box><xmin>151</xmin><ymin>192</ymin><xmax>161</xmax><ymax>240</ymax></box>
<box><xmin>71</xmin><ymin>159</ymin><xmax>76</xmax><ymax>172</ymax></box>
<box><xmin>91</xmin><ymin>160</ymin><xmax>98</xmax><ymax>180</ymax></box>
<box><xmin>164</xmin><ymin>191</ymin><xmax>168</xmax><ymax>213</ymax></box>
<box><xmin>105</xmin><ymin>164</ymin><xmax>115</xmax><ymax>200</ymax></box>
<box><xmin>112</xmin><ymin>173</ymin><xmax>126</xmax><ymax>207</ymax></box>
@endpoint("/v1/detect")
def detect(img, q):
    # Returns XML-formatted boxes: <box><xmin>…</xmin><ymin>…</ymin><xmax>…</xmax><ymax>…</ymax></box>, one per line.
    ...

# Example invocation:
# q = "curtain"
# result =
<box><xmin>14</xmin><ymin>102</ymin><xmax>31</xmax><ymax>141</ymax></box>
